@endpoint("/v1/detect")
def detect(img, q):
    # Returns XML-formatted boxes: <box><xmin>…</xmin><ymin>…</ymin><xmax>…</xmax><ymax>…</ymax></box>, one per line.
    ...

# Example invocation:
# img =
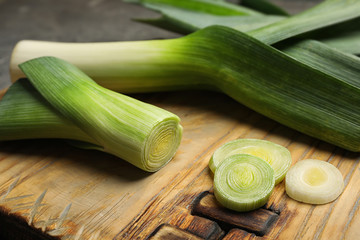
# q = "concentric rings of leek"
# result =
<box><xmin>285</xmin><ymin>159</ymin><xmax>344</xmax><ymax>204</ymax></box>
<box><xmin>143</xmin><ymin>118</ymin><xmax>183</xmax><ymax>172</ymax></box>
<box><xmin>210</xmin><ymin>139</ymin><xmax>291</xmax><ymax>184</ymax></box>
<box><xmin>214</xmin><ymin>154</ymin><xmax>275</xmax><ymax>212</ymax></box>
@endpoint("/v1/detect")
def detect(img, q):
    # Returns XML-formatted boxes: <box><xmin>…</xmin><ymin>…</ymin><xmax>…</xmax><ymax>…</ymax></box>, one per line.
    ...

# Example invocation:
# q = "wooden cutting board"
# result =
<box><xmin>0</xmin><ymin>89</ymin><xmax>359</xmax><ymax>240</ymax></box>
<box><xmin>1</xmin><ymin>0</ymin><xmax>358</xmax><ymax>239</ymax></box>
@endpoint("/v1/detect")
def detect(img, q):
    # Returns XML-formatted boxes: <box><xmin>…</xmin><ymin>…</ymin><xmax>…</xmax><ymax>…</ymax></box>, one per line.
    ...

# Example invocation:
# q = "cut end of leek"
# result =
<box><xmin>143</xmin><ymin>118</ymin><xmax>183</xmax><ymax>172</ymax></box>
<box><xmin>285</xmin><ymin>159</ymin><xmax>344</xmax><ymax>204</ymax></box>
<box><xmin>213</xmin><ymin>154</ymin><xmax>275</xmax><ymax>212</ymax></box>
<box><xmin>210</xmin><ymin>139</ymin><xmax>292</xmax><ymax>184</ymax></box>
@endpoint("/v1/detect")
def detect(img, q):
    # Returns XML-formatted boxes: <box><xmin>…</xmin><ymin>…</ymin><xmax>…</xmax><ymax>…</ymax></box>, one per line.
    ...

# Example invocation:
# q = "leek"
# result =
<box><xmin>247</xmin><ymin>0</ymin><xmax>360</xmax><ymax>45</ymax></box>
<box><xmin>241</xmin><ymin>0</ymin><xmax>289</xmax><ymax>16</ymax></box>
<box><xmin>0</xmin><ymin>79</ymin><xmax>93</xmax><ymax>143</ymax></box>
<box><xmin>285</xmin><ymin>159</ymin><xmax>344</xmax><ymax>204</ymax></box>
<box><xmin>9</xmin><ymin>26</ymin><xmax>360</xmax><ymax>152</ymax></box>
<box><xmin>126</xmin><ymin>0</ymin><xmax>360</xmax><ymax>78</ymax></box>
<box><xmin>209</xmin><ymin>139</ymin><xmax>292</xmax><ymax>185</ymax></box>
<box><xmin>127</xmin><ymin>0</ymin><xmax>284</xmax><ymax>34</ymax></box>
<box><xmin>124</xmin><ymin>0</ymin><xmax>261</xmax><ymax>16</ymax></box>
<box><xmin>213</xmin><ymin>154</ymin><xmax>275</xmax><ymax>212</ymax></box>
<box><xmin>1</xmin><ymin>57</ymin><xmax>183</xmax><ymax>172</ymax></box>
<box><xmin>302</xmin><ymin>17</ymin><xmax>360</xmax><ymax>55</ymax></box>
<box><xmin>126</xmin><ymin>0</ymin><xmax>360</xmax><ymax>47</ymax></box>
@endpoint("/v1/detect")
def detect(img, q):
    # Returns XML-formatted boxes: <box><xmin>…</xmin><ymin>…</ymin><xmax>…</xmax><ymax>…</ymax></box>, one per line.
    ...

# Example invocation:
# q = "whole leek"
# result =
<box><xmin>9</xmin><ymin>26</ymin><xmax>360</xmax><ymax>151</ymax></box>
<box><xmin>1</xmin><ymin>57</ymin><xmax>183</xmax><ymax>172</ymax></box>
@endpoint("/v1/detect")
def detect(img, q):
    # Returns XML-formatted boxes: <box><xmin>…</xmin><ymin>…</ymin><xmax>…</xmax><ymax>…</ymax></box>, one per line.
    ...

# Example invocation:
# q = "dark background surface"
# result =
<box><xmin>0</xmin><ymin>0</ymin><xmax>321</xmax><ymax>90</ymax></box>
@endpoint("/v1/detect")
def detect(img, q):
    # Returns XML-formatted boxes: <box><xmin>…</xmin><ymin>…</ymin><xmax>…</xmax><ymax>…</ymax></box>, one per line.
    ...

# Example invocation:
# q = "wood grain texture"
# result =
<box><xmin>222</xmin><ymin>228</ymin><xmax>259</xmax><ymax>240</ymax></box>
<box><xmin>192</xmin><ymin>193</ymin><xmax>278</xmax><ymax>236</ymax></box>
<box><xmin>148</xmin><ymin>224</ymin><xmax>204</xmax><ymax>240</ymax></box>
<box><xmin>1</xmin><ymin>89</ymin><xmax>358</xmax><ymax>240</ymax></box>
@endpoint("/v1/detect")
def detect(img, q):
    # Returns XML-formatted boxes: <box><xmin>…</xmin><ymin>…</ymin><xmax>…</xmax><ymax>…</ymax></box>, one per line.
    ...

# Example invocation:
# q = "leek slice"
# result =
<box><xmin>285</xmin><ymin>159</ymin><xmax>344</xmax><ymax>204</ymax></box>
<box><xmin>213</xmin><ymin>154</ymin><xmax>275</xmax><ymax>212</ymax></box>
<box><xmin>209</xmin><ymin>139</ymin><xmax>291</xmax><ymax>185</ymax></box>
<box><xmin>6</xmin><ymin>56</ymin><xmax>183</xmax><ymax>172</ymax></box>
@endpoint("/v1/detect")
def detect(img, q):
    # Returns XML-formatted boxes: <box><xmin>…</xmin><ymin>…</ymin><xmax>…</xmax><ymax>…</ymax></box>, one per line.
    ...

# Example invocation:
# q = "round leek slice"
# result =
<box><xmin>285</xmin><ymin>159</ymin><xmax>344</xmax><ymax>204</ymax></box>
<box><xmin>209</xmin><ymin>139</ymin><xmax>292</xmax><ymax>184</ymax></box>
<box><xmin>213</xmin><ymin>154</ymin><xmax>275</xmax><ymax>212</ymax></box>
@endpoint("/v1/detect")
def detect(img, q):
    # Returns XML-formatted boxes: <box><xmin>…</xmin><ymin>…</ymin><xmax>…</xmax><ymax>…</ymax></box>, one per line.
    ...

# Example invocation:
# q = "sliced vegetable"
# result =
<box><xmin>1</xmin><ymin>56</ymin><xmax>183</xmax><ymax>172</ymax></box>
<box><xmin>10</xmin><ymin>26</ymin><xmax>360</xmax><ymax>152</ymax></box>
<box><xmin>209</xmin><ymin>139</ymin><xmax>291</xmax><ymax>184</ymax></box>
<box><xmin>285</xmin><ymin>159</ymin><xmax>344</xmax><ymax>204</ymax></box>
<box><xmin>213</xmin><ymin>154</ymin><xmax>275</xmax><ymax>212</ymax></box>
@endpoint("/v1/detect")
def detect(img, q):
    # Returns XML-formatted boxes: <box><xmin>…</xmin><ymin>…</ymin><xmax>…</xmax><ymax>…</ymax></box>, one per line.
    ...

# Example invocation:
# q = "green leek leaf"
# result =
<box><xmin>241</xmin><ymin>0</ymin><xmax>289</xmax><ymax>16</ymax></box>
<box><xmin>126</xmin><ymin>0</ymin><xmax>360</xmax><ymax>65</ymax></box>
<box><xmin>125</xmin><ymin>0</ymin><xmax>261</xmax><ymax>16</ymax></box>
<box><xmin>127</xmin><ymin>0</ymin><xmax>360</xmax><ymax>47</ymax></box>
<box><xmin>129</xmin><ymin>0</ymin><xmax>284</xmax><ymax>34</ymax></box>
<box><xmin>301</xmin><ymin>17</ymin><xmax>360</xmax><ymax>55</ymax></box>
<box><xmin>248</xmin><ymin>0</ymin><xmax>360</xmax><ymax>45</ymax></box>
<box><xmin>135</xmin><ymin>10</ymin><xmax>284</xmax><ymax>34</ymax></box>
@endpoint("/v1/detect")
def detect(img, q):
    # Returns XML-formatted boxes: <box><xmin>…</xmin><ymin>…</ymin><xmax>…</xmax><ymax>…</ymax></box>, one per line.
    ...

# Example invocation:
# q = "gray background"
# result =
<box><xmin>0</xmin><ymin>0</ymin><xmax>321</xmax><ymax>89</ymax></box>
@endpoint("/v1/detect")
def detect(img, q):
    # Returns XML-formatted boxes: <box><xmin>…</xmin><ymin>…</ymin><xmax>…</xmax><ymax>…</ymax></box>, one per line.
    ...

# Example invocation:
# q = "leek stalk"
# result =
<box><xmin>213</xmin><ymin>154</ymin><xmax>275</xmax><ymax>212</ymax></box>
<box><xmin>9</xmin><ymin>26</ymin><xmax>360</xmax><ymax>152</ymax></box>
<box><xmin>0</xmin><ymin>79</ymin><xmax>94</xmax><ymax>143</ymax></box>
<box><xmin>1</xmin><ymin>57</ymin><xmax>183</xmax><ymax>172</ymax></box>
<box><xmin>285</xmin><ymin>159</ymin><xmax>344</xmax><ymax>204</ymax></box>
<box><xmin>209</xmin><ymin>139</ymin><xmax>292</xmax><ymax>185</ymax></box>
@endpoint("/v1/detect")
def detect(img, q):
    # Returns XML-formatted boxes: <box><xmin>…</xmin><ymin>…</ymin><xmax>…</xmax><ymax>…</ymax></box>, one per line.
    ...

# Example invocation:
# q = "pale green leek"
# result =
<box><xmin>213</xmin><ymin>154</ymin><xmax>275</xmax><ymax>212</ymax></box>
<box><xmin>209</xmin><ymin>139</ymin><xmax>292</xmax><ymax>185</ymax></box>
<box><xmin>1</xmin><ymin>57</ymin><xmax>183</xmax><ymax>172</ymax></box>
